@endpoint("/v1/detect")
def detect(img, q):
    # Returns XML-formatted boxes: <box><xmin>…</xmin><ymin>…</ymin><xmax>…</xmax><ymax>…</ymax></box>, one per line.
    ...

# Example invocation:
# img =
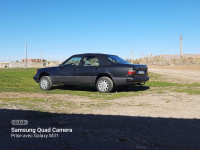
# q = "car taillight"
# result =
<box><xmin>146</xmin><ymin>69</ymin><xmax>148</xmax><ymax>75</ymax></box>
<box><xmin>128</xmin><ymin>69</ymin><xmax>136</xmax><ymax>75</ymax></box>
<box><xmin>35</xmin><ymin>70</ymin><xmax>38</xmax><ymax>75</ymax></box>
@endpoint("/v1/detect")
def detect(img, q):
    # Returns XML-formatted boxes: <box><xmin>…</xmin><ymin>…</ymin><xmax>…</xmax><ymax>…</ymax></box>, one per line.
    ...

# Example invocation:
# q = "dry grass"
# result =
<box><xmin>127</xmin><ymin>56</ymin><xmax>200</xmax><ymax>66</ymax></box>
<box><xmin>149</xmin><ymin>65</ymin><xmax>200</xmax><ymax>71</ymax></box>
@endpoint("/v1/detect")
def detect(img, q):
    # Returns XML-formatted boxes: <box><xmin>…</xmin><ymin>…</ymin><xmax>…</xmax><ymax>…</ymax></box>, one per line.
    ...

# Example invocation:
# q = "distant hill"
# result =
<box><xmin>128</xmin><ymin>53</ymin><xmax>200</xmax><ymax>66</ymax></box>
<box><xmin>156</xmin><ymin>54</ymin><xmax>200</xmax><ymax>59</ymax></box>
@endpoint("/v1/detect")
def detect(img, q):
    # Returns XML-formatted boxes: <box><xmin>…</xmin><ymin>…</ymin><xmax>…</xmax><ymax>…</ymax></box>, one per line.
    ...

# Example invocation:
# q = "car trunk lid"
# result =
<box><xmin>127</xmin><ymin>64</ymin><xmax>148</xmax><ymax>77</ymax></box>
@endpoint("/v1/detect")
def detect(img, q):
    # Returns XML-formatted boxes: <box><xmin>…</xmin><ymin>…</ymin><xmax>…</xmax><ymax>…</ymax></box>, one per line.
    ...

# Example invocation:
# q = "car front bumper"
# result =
<box><xmin>33</xmin><ymin>76</ymin><xmax>39</xmax><ymax>83</ymax></box>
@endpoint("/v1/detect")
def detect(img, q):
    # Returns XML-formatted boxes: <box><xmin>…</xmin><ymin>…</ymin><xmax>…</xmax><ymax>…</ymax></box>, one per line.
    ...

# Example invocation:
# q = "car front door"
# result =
<box><xmin>56</xmin><ymin>56</ymin><xmax>82</xmax><ymax>84</ymax></box>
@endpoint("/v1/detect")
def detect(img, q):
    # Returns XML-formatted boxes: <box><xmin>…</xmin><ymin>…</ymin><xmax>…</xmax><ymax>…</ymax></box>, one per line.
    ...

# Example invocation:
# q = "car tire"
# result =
<box><xmin>39</xmin><ymin>76</ymin><xmax>53</xmax><ymax>91</ymax></box>
<box><xmin>96</xmin><ymin>77</ymin><xmax>113</xmax><ymax>93</ymax></box>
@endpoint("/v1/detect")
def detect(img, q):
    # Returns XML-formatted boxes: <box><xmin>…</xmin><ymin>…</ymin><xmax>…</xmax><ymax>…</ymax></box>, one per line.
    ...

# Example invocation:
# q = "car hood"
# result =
<box><xmin>38</xmin><ymin>66</ymin><xmax>58</xmax><ymax>72</ymax></box>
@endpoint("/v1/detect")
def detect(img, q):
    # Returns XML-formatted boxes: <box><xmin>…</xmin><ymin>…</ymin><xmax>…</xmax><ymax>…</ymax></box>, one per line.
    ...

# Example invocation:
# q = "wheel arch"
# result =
<box><xmin>95</xmin><ymin>73</ymin><xmax>114</xmax><ymax>85</ymax></box>
<box><xmin>39</xmin><ymin>72</ymin><xmax>50</xmax><ymax>80</ymax></box>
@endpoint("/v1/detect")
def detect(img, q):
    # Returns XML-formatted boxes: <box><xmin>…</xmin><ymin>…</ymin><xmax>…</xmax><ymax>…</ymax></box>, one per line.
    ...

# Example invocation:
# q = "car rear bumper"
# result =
<box><xmin>113</xmin><ymin>76</ymin><xmax>149</xmax><ymax>86</ymax></box>
<box><xmin>126</xmin><ymin>76</ymin><xmax>149</xmax><ymax>84</ymax></box>
<box><xmin>33</xmin><ymin>76</ymin><xmax>39</xmax><ymax>83</ymax></box>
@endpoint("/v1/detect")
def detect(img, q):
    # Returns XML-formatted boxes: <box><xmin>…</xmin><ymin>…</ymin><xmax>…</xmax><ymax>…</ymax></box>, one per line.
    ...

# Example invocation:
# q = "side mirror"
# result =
<box><xmin>59</xmin><ymin>64</ymin><xmax>63</xmax><ymax>68</ymax></box>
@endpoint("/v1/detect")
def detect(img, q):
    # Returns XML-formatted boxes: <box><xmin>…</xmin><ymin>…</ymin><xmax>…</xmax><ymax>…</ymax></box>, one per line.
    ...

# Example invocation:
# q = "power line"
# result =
<box><xmin>185</xmin><ymin>13</ymin><xmax>200</xmax><ymax>39</ymax></box>
<box><xmin>149</xmin><ymin>42</ymin><xmax>179</xmax><ymax>54</ymax></box>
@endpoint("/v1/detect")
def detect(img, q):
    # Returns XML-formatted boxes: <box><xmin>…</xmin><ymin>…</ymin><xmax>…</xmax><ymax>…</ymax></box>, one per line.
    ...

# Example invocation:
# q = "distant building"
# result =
<box><xmin>0</xmin><ymin>60</ymin><xmax>61</xmax><ymax>68</ymax></box>
<box><xmin>0</xmin><ymin>62</ymin><xmax>10</xmax><ymax>68</ymax></box>
<box><xmin>21</xmin><ymin>59</ymin><xmax>41</xmax><ymax>63</ymax></box>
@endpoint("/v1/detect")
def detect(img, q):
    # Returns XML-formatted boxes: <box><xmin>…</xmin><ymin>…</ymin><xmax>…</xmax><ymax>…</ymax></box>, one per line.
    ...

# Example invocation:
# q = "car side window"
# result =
<box><xmin>82</xmin><ymin>56</ymin><xmax>99</xmax><ymax>67</ymax></box>
<box><xmin>64</xmin><ymin>57</ymin><xmax>82</xmax><ymax>66</ymax></box>
<box><xmin>108</xmin><ymin>57</ymin><xmax>117</xmax><ymax>63</ymax></box>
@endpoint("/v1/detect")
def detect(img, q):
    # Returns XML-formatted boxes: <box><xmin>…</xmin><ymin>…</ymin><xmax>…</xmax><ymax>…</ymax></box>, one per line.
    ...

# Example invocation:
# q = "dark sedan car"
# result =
<box><xmin>33</xmin><ymin>53</ymin><xmax>149</xmax><ymax>93</ymax></box>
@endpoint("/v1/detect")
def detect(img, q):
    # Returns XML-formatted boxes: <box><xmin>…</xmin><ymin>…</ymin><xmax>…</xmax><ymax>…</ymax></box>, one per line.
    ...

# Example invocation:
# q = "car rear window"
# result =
<box><xmin>108</xmin><ymin>55</ymin><xmax>130</xmax><ymax>64</ymax></box>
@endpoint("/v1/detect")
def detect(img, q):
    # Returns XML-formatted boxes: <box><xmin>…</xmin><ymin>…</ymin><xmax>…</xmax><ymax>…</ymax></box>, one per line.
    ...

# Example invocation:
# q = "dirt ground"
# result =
<box><xmin>149</xmin><ymin>65</ymin><xmax>200</xmax><ymax>83</ymax></box>
<box><xmin>0</xmin><ymin>91</ymin><xmax>200</xmax><ymax>119</ymax></box>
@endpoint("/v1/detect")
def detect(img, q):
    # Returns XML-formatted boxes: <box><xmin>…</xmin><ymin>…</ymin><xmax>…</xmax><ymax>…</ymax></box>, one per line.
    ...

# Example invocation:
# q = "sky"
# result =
<box><xmin>0</xmin><ymin>0</ymin><xmax>200</xmax><ymax>62</ymax></box>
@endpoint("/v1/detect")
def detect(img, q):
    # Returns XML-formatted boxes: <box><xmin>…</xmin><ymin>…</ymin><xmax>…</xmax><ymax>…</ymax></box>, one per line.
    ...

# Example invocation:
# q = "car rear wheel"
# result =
<box><xmin>39</xmin><ymin>76</ymin><xmax>53</xmax><ymax>91</ymax></box>
<box><xmin>96</xmin><ymin>77</ymin><xmax>113</xmax><ymax>93</ymax></box>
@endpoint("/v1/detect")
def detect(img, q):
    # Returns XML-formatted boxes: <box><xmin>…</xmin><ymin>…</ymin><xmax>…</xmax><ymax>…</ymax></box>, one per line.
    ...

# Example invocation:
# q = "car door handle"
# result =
<box><xmin>95</xmin><ymin>68</ymin><xmax>99</xmax><ymax>70</ymax></box>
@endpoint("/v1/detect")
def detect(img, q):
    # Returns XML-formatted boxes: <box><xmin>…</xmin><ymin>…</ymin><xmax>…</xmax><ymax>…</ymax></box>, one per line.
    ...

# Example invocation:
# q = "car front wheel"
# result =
<box><xmin>96</xmin><ymin>77</ymin><xmax>113</xmax><ymax>93</ymax></box>
<box><xmin>39</xmin><ymin>76</ymin><xmax>53</xmax><ymax>91</ymax></box>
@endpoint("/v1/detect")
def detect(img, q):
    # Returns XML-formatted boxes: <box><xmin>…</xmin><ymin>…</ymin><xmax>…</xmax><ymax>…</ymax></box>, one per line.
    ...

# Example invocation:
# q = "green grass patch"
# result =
<box><xmin>148</xmin><ymin>72</ymin><xmax>162</xmax><ymax>80</ymax></box>
<box><xmin>165</xmin><ymin>100</ymin><xmax>170</xmax><ymax>103</ymax></box>
<box><xmin>146</xmin><ymin>81</ymin><xmax>181</xmax><ymax>87</ymax></box>
<box><xmin>136</xmin><ymin>103</ymin><xmax>151</xmax><ymax>107</ymax></box>
<box><xmin>146</xmin><ymin>80</ymin><xmax>200</xmax><ymax>88</ymax></box>
<box><xmin>174</xmin><ymin>89</ymin><xmax>200</xmax><ymax>95</ymax></box>
<box><xmin>0</xmin><ymin>68</ymin><xmax>40</xmax><ymax>92</ymax></box>
<box><xmin>0</xmin><ymin>68</ymin><xmax>199</xmax><ymax>99</ymax></box>
<box><xmin>87</xmin><ymin>102</ymin><xmax>111</xmax><ymax>108</ymax></box>
<box><xmin>0</xmin><ymin>97</ymin><xmax>48</xmax><ymax>110</ymax></box>
<box><xmin>0</xmin><ymin>68</ymin><xmax>149</xmax><ymax>99</ymax></box>
<box><xmin>0</xmin><ymin>97</ymin><xmax>46</xmax><ymax>102</ymax></box>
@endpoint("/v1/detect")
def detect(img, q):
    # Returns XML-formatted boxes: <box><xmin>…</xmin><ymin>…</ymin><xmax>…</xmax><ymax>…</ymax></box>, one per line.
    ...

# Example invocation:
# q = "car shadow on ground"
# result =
<box><xmin>116</xmin><ymin>85</ymin><xmax>150</xmax><ymax>92</ymax></box>
<box><xmin>52</xmin><ymin>85</ymin><xmax>97</xmax><ymax>92</ymax></box>
<box><xmin>1</xmin><ymin>109</ymin><xmax>200</xmax><ymax>150</ymax></box>
<box><xmin>52</xmin><ymin>85</ymin><xmax>150</xmax><ymax>93</ymax></box>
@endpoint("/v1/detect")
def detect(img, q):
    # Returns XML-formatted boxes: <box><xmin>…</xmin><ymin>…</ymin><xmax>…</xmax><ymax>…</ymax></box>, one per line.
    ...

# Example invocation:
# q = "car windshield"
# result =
<box><xmin>108</xmin><ymin>55</ymin><xmax>130</xmax><ymax>64</ymax></box>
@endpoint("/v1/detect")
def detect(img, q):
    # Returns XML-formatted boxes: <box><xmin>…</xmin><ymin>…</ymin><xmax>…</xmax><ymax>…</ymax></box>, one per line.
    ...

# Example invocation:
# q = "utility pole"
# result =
<box><xmin>41</xmin><ymin>49</ymin><xmax>43</xmax><ymax>66</ymax></box>
<box><xmin>180</xmin><ymin>35</ymin><xmax>182</xmax><ymax>58</ymax></box>
<box><xmin>131</xmin><ymin>49</ymin><xmax>134</xmax><ymax>64</ymax></box>
<box><xmin>25</xmin><ymin>42</ymin><xmax>27</xmax><ymax>68</ymax></box>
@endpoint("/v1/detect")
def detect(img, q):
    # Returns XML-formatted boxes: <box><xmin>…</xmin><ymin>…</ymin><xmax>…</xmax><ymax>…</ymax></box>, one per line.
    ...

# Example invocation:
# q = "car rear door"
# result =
<box><xmin>73</xmin><ymin>55</ymin><xmax>101</xmax><ymax>85</ymax></box>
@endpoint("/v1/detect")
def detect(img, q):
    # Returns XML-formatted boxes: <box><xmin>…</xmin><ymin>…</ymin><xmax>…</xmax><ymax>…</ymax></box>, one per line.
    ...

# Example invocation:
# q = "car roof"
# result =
<box><xmin>72</xmin><ymin>53</ymin><xmax>116</xmax><ymax>57</ymax></box>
